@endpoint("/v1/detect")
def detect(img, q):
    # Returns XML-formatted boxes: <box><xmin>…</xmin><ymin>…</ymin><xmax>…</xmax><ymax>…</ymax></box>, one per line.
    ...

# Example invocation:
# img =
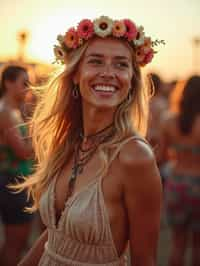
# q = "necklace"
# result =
<box><xmin>67</xmin><ymin>124</ymin><xmax>116</xmax><ymax>197</ymax></box>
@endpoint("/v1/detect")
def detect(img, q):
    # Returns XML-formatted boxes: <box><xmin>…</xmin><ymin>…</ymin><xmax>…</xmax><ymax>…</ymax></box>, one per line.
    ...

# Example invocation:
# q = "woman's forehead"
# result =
<box><xmin>84</xmin><ymin>37</ymin><xmax>133</xmax><ymax>59</ymax></box>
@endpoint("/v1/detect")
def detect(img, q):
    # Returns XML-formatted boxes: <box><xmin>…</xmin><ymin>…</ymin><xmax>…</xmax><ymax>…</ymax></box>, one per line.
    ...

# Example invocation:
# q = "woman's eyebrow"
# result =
<box><xmin>113</xmin><ymin>56</ymin><xmax>130</xmax><ymax>61</ymax></box>
<box><xmin>86</xmin><ymin>54</ymin><xmax>130</xmax><ymax>61</ymax></box>
<box><xmin>86</xmin><ymin>53</ymin><xmax>104</xmax><ymax>58</ymax></box>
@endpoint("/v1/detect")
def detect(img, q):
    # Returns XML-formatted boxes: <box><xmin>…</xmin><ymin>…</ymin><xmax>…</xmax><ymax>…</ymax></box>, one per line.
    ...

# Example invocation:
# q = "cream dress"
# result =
<box><xmin>38</xmin><ymin>137</ymin><xmax>141</xmax><ymax>265</ymax></box>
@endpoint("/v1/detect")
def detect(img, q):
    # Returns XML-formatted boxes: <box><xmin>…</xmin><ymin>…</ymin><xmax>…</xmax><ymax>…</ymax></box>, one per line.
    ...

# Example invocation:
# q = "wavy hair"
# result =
<box><xmin>15</xmin><ymin>38</ymin><xmax>150</xmax><ymax>212</ymax></box>
<box><xmin>178</xmin><ymin>75</ymin><xmax>200</xmax><ymax>135</ymax></box>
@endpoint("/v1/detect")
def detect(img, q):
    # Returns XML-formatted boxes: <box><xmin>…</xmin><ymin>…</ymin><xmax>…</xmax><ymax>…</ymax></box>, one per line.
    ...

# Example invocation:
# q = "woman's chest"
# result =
<box><xmin>54</xmin><ymin>154</ymin><xmax>126</xmax><ymax>223</ymax></box>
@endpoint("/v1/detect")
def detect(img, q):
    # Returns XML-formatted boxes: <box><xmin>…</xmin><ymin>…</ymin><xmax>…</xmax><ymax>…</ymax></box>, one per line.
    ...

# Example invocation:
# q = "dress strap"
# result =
<box><xmin>108</xmin><ymin>135</ymin><xmax>149</xmax><ymax>166</ymax></box>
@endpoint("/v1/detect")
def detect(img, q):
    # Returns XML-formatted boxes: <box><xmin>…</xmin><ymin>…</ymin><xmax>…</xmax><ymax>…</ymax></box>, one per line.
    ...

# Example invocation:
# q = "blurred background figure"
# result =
<box><xmin>0</xmin><ymin>65</ymin><xmax>34</xmax><ymax>266</ymax></box>
<box><xmin>147</xmin><ymin>72</ymin><xmax>169</xmax><ymax>149</ymax></box>
<box><xmin>158</xmin><ymin>76</ymin><xmax>200</xmax><ymax>266</ymax></box>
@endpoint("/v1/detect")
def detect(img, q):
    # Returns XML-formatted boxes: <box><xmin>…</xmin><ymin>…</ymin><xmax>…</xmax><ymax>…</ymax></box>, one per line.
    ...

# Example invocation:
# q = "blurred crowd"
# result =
<box><xmin>0</xmin><ymin>62</ymin><xmax>199</xmax><ymax>266</ymax></box>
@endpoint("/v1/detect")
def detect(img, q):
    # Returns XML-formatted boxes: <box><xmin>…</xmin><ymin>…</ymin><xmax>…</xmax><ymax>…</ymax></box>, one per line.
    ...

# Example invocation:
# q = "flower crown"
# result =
<box><xmin>54</xmin><ymin>16</ymin><xmax>165</xmax><ymax>67</ymax></box>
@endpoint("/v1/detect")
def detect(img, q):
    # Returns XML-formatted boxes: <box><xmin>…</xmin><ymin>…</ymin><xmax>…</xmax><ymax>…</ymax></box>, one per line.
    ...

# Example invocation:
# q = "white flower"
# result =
<box><xmin>94</xmin><ymin>16</ymin><xmax>114</xmax><ymax>37</ymax></box>
<box><xmin>134</xmin><ymin>25</ymin><xmax>145</xmax><ymax>46</ymax></box>
<box><xmin>53</xmin><ymin>45</ymin><xmax>65</xmax><ymax>63</ymax></box>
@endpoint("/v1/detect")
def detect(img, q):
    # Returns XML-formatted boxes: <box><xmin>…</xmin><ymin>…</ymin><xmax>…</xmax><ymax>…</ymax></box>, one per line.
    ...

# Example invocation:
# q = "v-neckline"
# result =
<box><xmin>50</xmin><ymin>174</ymin><xmax>123</xmax><ymax>259</ymax></box>
<box><xmin>51</xmin><ymin>176</ymin><xmax>99</xmax><ymax>230</ymax></box>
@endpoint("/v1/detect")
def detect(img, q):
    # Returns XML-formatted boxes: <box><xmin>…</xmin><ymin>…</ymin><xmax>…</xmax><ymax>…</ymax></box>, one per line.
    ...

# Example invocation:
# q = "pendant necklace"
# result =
<box><xmin>67</xmin><ymin>124</ymin><xmax>116</xmax><ymax>197</ymax></box>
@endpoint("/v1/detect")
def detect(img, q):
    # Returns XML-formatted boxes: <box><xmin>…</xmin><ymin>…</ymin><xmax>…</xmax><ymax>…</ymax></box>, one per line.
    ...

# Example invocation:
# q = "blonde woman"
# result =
<box><xmin>18</xmin><ymin>16</ymin><xmax>162</xmax><ymax>266</ymax></box>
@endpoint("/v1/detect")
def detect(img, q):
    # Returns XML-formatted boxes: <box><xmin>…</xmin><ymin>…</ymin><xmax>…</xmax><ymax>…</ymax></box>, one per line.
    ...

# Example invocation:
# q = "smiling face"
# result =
<box><xmin>74</xmin><ymin>37</ymin><xmax>134</xmax><ymax>112</ymax></box>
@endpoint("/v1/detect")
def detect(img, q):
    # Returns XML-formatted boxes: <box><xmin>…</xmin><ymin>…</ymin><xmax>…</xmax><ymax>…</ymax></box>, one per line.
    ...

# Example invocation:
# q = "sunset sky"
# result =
<box><xmin>0</xmin><ymin>0</ymin><xmax>200</xmax><ymax>81</ymax></box>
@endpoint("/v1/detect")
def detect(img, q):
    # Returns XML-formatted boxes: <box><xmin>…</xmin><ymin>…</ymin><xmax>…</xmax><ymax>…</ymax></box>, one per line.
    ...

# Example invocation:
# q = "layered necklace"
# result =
<box><xmin>67</xmin><ymin>124</ymin><xmax>116</xmax><ymax>197</ymax></box>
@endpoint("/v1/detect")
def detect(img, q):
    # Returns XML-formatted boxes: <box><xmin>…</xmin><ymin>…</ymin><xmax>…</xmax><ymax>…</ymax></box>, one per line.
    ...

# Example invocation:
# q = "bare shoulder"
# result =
<box><xmin>118</xmin><ymin>137</ymin><xmax>155</xmax><ymax>168</ymax></box>
<box><xmin>0</xmin><ymin>105</ymin><xmax>18</xmax><ymax>131</ymax></box>
<box><xmin>0</xmin><ymin>107</ymin><xmax>13</xmax><ymax>125</ymax></box>
<box><xmin>118</xmin><ymin>137</ymin><xmax>162</xmax><ymax>196</ymax></box>
<box><xmin>0</xmin><ymin>105</ymin><xmax>10</xmax><ymax>127</ymax></box>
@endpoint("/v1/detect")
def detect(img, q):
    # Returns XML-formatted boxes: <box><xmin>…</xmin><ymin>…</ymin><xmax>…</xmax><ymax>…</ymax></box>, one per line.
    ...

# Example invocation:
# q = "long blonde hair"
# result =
<box><xmin>17</xmin><ymin>38</ymin><xmax>150</xmax><ymax>212</ymax></box>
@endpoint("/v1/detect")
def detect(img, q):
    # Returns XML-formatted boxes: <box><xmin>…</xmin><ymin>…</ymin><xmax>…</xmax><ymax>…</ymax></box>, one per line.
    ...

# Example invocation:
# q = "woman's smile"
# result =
<box><xmin>91</xmin><ymin>84</ymin><xmax>118</xmax><ymax>98</ymax></box>
<box><xmin>73</xmin><ymin>37</ymin><xmax>134</xmax><ymax>110</ymax></box>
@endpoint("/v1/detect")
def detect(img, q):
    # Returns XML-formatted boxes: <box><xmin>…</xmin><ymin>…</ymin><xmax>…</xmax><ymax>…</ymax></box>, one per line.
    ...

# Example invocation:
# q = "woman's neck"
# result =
<box><xmin>82</xmin><ymin>106</ymin><xmax>115</xmax><ymax>137</ymax></box>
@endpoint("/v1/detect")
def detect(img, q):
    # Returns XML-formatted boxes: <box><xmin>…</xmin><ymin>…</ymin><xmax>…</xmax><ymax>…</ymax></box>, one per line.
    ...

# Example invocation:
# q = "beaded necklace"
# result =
<box><xmin>67</xmin><ymin>124</ymin><xmax>116</xmax><ymax>197</ymax></box>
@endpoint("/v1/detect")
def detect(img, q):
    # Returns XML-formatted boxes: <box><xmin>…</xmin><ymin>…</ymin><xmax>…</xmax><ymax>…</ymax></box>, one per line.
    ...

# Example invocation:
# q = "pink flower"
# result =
<box><xmin>123</xmin><ymin>19</ymin><xmax>138</xmax><ymax>41</ymax></box>
<box><xmin>141</xmin><ymin>46</ymin><xmax>152</xmax><ymax>54</ymax></box>
<box><xmin>77</xmin><ymin>19</ymin><xmax>94</xmax><ymax>40</ymax></box>
<box><xmin>64</xmin><ymin>28</ymin><xmax>79</xmax><ymax>49</ymax></box>
<box><xmin>112</xmin><ymin>20</ymin><xmax>126</xmax><ymax>37</ymax></box>
<box><xmin>143</xmin><ymin>49</ymin><xmax>154</xmax><ymax>64</ymax></box>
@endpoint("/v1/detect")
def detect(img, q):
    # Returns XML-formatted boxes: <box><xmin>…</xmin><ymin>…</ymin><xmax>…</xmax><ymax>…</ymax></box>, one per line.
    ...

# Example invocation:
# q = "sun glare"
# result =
<box><xmin>28</xmin><ymin>7</ymin><xmax>104</xmax><ymax>63</ymax></box>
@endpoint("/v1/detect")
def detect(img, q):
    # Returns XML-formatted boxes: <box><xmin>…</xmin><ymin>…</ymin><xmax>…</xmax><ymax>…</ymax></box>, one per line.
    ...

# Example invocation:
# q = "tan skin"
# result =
<box><xmin>159</xmin><ymin>114</ymin><xmax>200</xmax><ymax>174</ymax></box>
<box><xmin>159</xmin><ymin>113</ymin><xmax>200</xmax><ymax>266</ymax></box>
<box><xmin>0</xmin><ymin>71</ymin><xmax>32</xmax><ymax>158</ymax></box>
<box><xmin>19</xmin><ymin>38</ymin><xmax>162</xmax><ymax>266</ymax></box>
<box><xmin>0</xmin><ymin>70</ymin><xmax>33</xmax><ymax>266</ymax></box>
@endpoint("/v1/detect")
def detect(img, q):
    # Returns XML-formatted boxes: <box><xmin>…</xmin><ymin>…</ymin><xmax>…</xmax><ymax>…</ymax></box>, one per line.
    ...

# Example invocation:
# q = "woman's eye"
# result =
<box><xmin>88</xmin><ymin>59</ymin><xmax>102</xmax><ymax>65</ymax></box>
<box><xmin>116</xmin><ymin>62</ymin><xmax>129</xmax><ymax>68</ymax></box>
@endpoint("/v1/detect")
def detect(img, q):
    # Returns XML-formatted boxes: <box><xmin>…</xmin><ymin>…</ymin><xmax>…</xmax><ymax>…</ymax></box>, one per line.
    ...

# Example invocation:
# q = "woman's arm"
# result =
<box><xmin>0</xmin><ymin>111</ymin><xmax>33</xmax><ymax>159</ymax></box>
<box><xmin>120</xmin><ymin>140</ymin><xmax>162</xmax><ymax>266</ymax></box>
<box><xmin>18</xmin><ymin>229</ymin><xmax>48</xmax><ymax>266</ymax></box>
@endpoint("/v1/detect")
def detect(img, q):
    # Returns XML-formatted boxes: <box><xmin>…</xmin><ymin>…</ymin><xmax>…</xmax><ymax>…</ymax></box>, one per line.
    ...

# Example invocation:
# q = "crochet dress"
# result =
<box><xmin>38</xmin><ymin>137</ymin><xmax>140</xmax><ymax>265</ymax></box>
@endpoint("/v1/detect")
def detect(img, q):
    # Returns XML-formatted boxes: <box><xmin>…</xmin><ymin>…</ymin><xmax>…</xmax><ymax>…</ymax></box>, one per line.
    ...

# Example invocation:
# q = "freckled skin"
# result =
<box><xmin>74</xmin><ymin>37</ymin><xmax>134</xmax><ymax>112</ymax></box>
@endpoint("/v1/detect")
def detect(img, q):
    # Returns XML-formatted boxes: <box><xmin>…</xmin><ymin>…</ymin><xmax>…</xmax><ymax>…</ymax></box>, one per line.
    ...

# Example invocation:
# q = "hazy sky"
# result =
<box><xmin>0</xmin><ymin>0</ymin><xmax>200</xmax><ymax>81</ymax></box>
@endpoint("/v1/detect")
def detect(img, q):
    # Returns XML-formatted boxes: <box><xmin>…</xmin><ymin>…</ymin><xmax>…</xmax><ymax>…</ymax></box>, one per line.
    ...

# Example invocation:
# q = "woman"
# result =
<box><xmin>159</xmin><ymin>76</ymin><xmax>200</xmax><ymax>266</ymax></box>
<box><xmin>0</xmin><ymin>65</ymin><xmax>34</xmax><ymax>266</ymax></box>
<box><xmin>18</xmin><ymin>16</ymin><xmax>162</xmax><ymax>266</ymax></box>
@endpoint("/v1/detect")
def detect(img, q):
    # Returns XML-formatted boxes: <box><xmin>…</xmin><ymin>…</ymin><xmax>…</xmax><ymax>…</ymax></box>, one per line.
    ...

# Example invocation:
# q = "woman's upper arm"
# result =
<box><xmin>120</xmin><ymin>140</ymin><xmax>162</xmax><ymax>266</ymax></box>
<box><xmin>0</xmin><ymin>111</ymin><xmax>32</xmax><ymax>159</ymax></box>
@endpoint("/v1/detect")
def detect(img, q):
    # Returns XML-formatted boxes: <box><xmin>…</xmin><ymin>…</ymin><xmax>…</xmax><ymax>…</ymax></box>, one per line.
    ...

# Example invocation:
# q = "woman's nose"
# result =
<box><xmin>99</xmin><ymin>66</ymin><xmax>115</xmax><ymax>79</ymax></box>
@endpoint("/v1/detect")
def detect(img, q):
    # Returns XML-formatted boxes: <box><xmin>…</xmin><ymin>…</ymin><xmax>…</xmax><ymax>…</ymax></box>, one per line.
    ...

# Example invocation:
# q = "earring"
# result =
<box><xmin>126</xmin><ymin>89</ymin><xmax>133</xmax><ymax>102</ymax></box>
<box><xmin>72</xmin><ymin>84</ymin><xmax>79</xmax><ymax>99</ymax></box>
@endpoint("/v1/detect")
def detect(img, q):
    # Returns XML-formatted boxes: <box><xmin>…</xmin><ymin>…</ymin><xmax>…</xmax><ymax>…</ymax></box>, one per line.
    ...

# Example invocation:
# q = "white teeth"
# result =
<box><xmin>93</xmin><ymin>85</ymin><xmax>116</xmax><ymax>92</ymax></box>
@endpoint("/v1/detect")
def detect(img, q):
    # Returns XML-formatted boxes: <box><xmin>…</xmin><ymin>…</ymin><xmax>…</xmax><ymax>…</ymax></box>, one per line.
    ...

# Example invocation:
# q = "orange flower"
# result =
<box><xmin>112</xmin><ymin>20</ymin><xmax>126</xmax><ymax>37</ymax></box>
<box><xmin>64</xmin><ymin>28</ymin><xmax>79</xmax><ymax>49</ymax></box>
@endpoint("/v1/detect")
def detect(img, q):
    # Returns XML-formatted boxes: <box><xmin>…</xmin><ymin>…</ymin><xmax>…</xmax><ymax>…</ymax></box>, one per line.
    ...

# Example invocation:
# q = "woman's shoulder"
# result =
<box><xmin>118</xmin><ymin>135</ymin><xmax>155</xmax><ymax>167</ymax></box>
<box><xmin>0</xmin><ymin>103</ymin><xmax>21</xmax><ymax>129</ymax></box>
<box><xmin>117</xmin><ymin>135</ymin><xmax>161</xmax><ymax>197</ymax></box>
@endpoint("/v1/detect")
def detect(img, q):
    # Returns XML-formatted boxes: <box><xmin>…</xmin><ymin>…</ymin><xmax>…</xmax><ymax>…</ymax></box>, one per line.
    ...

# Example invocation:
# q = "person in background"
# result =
<box><xmin>17</xmin><ymin>16</ymin><xmax>162</xmax><ymax>266</ymax></box>
<box><xmin>159</xmin><ymin>76</ymin><xmax>200</xmax><ymax>266</ymax></box>
<box><xmin>0</xmin><ymin>65</ymin><xmax>34</xmax><ymax>266</ymax></box>
<box><xmin>147</xmin><ymin>72</ymin><xmax>168</xmax><ymax>150</ymax></box>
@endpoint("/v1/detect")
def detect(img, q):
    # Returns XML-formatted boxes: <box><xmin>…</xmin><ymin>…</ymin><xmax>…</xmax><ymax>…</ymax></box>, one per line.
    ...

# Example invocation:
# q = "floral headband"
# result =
<box><xmin>54</xmin><ymin>16</ymin><xmax>165</xmax><ymax>67</ymax></box>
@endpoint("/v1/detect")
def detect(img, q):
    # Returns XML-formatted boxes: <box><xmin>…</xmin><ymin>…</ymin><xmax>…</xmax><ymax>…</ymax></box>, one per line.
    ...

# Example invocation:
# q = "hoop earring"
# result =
<box><xmin>126</xmin><ymin>89</ymin><xmax>133</xmax><ymax>103</ymax></box>
<box><xmin>72</xmin><ymin>84</ymin><xmax>80</xmax><ymax>99</ymax></box>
